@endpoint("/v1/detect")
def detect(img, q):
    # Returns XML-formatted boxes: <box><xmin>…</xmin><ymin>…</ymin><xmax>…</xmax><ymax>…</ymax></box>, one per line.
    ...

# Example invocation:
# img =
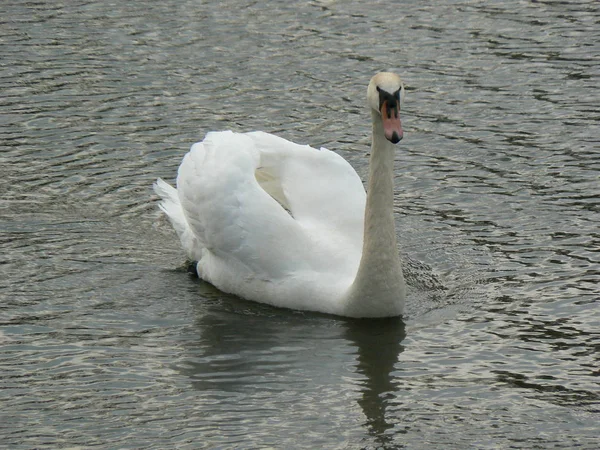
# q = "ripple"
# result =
<box><xmin>1</xmin><ymin>0</ymin><xmax>599</xmax><ymax>448</ymax></box>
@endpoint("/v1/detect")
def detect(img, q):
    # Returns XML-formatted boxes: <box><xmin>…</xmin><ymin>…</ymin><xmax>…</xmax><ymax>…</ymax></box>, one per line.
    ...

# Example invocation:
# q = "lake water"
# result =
<box><xmin>1</xmin><ymin>0</ymin><xmax>599</xmax><ymax>448</ymax></box>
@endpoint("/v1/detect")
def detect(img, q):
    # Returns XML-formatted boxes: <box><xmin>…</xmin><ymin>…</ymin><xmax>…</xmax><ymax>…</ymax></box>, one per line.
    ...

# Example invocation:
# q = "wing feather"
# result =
<box><xmin>247</xmin><ymin>131</ymin><xmax>365</xmax><ymax>245</ymax></box>
<box><xmin>170</xmin><ymin>131</ymin><xmax>364</xmax><ymax>285</ymax></box>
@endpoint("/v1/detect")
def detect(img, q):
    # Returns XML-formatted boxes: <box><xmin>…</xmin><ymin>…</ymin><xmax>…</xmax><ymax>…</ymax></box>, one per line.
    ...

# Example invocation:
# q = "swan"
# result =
<box><xmin>154</xmin><ymin>72</ymin><xmax>406</xmax><ymax>318</ymax></box>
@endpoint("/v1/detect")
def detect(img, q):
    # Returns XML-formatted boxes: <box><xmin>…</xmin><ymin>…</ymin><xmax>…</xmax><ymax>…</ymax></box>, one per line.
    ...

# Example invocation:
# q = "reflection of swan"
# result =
<box><xmin>344</xmin><ymin>318</ymin><xmax>406</xmax><ymax>446</ymax></box>
<box><xmin>155</xmin><ymin>72</ymin><xmax>406</xmax><ymax>317</ymax></box>
<box><xmin>175</xmin><ymin>296</ymin><xmax>406</xmax><ymax>447</ymax></box>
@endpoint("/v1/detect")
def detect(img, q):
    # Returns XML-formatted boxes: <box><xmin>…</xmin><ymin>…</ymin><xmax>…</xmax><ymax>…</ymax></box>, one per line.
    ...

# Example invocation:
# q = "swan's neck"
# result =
<box><xmin>344</xmin><ymin>111</ymin><xmax>406</xmax><ymax>317</ymax></box>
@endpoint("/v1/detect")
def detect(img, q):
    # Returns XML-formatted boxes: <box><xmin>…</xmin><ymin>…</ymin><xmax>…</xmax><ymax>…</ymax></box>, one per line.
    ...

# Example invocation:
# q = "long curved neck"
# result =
<box><xmin>344</xmin><ymin>111</ymin><xmax>406</xmax><ymax>317</ymax></box>
<box><xmin>362</xmin><ymin>111</ymin><xmax>401</xmax><ymax>271</ymax></box>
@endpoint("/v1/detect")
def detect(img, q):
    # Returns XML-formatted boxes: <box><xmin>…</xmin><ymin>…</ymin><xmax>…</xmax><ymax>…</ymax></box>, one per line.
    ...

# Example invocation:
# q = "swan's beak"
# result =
<box><xmin>381</xmin><ymin>101</ymin><xmax>403</xmax><ymax>144</ymax></box>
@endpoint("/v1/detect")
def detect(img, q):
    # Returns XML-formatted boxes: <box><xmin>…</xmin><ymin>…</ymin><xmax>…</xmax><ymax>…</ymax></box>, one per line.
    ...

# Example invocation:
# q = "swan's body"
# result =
<box><xmin>155</xmin><ymin>72</ymin><xmax>406</xmax><ymax>317</ymax></box>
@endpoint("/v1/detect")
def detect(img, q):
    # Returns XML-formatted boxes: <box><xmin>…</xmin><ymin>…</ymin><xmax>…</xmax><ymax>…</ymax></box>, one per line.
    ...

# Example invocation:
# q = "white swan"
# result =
<box><xmin>154</xmin><ymin>72</ymin><xmax>406</xmax><ymax>318</ymax></box>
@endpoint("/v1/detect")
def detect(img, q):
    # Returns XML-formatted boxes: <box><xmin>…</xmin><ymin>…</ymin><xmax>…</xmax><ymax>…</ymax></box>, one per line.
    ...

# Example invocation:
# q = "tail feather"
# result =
<box><xmin>154</xmin><ymin>178</ymin><xmax>180</xmax><ymax>218</ymax></box>
<box><xmin>154</xmin><ymin>178</ymin><xmax>204</xmax><ymax>261</ymax></box>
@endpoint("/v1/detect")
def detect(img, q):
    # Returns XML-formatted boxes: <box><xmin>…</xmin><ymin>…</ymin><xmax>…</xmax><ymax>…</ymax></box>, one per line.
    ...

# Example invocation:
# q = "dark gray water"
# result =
<box><xmin>1</xmin><ymin>0</ymin><xmax>599</xmax><ymax>448</ymax></box>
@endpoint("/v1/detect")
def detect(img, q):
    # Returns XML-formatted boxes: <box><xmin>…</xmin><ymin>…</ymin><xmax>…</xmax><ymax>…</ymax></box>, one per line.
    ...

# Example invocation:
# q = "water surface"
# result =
<box><xmin>1</xmin><ymin>0</ymin><xmax>599</xmax><ymax>448</ymax></box>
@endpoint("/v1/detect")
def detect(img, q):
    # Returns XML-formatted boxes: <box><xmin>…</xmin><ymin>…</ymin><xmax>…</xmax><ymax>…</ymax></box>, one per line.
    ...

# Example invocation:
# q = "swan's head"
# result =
<box><xmin>367</xmin><ymin>72</ymin><xmax>405</xmax><ymax>144</ymax></box>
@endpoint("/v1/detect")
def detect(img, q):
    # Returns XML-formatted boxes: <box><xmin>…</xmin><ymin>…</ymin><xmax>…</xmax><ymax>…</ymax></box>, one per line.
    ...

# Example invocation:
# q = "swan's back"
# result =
<box><xmin>156</xmin><ymin>131</ymin><xmax>367</xmax><ymax>313</ymax></box>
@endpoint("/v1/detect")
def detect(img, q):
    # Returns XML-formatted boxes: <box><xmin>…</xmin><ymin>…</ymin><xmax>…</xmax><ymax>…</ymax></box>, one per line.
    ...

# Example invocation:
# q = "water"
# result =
<box><xmin>1</xmin><ymin>0</ymin><xmax>599</xmax><ymax>448</ymax></box>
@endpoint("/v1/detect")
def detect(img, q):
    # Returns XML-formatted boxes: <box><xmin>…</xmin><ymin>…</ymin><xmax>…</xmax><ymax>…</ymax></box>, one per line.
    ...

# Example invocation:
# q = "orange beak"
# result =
<box><xmin>381</xmin><ymin>100</ymin><xmax>403</xmax><ymax>144</ymax></box>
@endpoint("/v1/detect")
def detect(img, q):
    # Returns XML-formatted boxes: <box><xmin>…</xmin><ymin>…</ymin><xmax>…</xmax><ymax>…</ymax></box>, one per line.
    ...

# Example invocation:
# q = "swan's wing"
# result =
<box><xmin>170</xmin><ymin>129</ymin><xmax>366</xmax><ymax>295</ymax></box>
<box><xmin>246</xmin><ymin>131</ymin><xmax>366</xmax><ymax>246</ymax></box>
<box><xmin>176</xmin><ymin>131</ymin><xmax>327</xmax><ymax>280</ymax></box>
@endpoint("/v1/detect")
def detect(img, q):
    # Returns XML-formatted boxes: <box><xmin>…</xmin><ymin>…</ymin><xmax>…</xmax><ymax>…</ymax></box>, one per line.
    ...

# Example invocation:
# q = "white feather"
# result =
<box><xmin>155</xmin><ymin>72</ymin><xmax>406</xmax><ymax>317</ymax></box>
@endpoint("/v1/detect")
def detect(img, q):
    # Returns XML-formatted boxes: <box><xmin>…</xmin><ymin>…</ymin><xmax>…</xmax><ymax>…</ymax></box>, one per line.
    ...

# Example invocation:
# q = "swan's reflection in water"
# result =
<box><xmin>176</xmin><ymin>287</ymin><xmax>406</xmax><ymax>445</ymax></box>
<box><xmin>343</xmin><ymin>318</ymin><xmax>406</xmax><ymax>445</ymax></box>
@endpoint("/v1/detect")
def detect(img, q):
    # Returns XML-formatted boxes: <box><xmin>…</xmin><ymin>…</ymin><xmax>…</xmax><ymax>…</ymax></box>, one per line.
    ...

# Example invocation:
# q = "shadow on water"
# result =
<box><xmin>174</xmin><ymin>278</ymin><xmax>406</xmax><ymax>446</ymax></box>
